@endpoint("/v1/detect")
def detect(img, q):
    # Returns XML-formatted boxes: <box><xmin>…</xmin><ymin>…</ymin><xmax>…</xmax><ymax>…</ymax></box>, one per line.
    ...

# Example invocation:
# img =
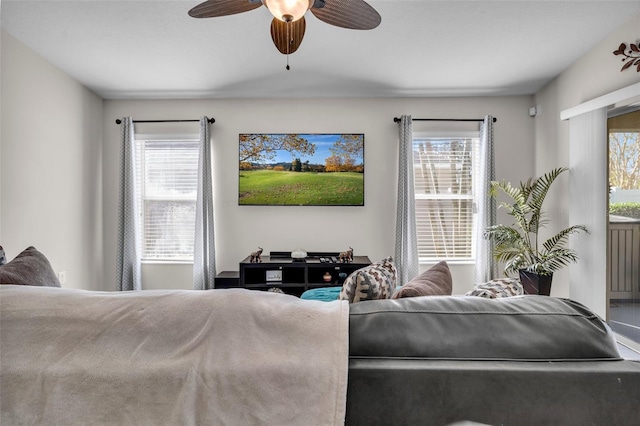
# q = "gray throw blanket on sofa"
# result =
<box><xmin>0</xmin><ymin>285</ymin><xmax>349</xmax><ymax>425</ymax></box>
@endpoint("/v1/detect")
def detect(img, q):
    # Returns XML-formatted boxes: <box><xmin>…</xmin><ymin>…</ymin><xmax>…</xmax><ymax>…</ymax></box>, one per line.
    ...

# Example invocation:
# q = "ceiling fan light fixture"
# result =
<box><xmin>189</xmin><ymin>0</ymin><xmax>381</xmax><ymax>66</ymax></box>
<box><xmin>263</xmin><ymin>0</ymin><xmax>312</xmax><ymax>22</ymax></box>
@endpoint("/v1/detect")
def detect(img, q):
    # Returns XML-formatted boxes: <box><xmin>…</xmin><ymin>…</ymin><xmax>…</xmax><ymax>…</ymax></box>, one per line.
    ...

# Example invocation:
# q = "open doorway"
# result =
<box><xmin>607</xmin><ymin>108</ymin><xmax>640</xmax><ymax>345</ymax></box>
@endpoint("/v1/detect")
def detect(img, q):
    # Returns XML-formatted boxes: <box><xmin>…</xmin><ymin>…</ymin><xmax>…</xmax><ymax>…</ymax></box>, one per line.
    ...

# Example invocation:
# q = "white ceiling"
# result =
<box><xmin>2</xmin><ymin>0</ymin><xmax>639</xmax><ymax>99</ymax></box>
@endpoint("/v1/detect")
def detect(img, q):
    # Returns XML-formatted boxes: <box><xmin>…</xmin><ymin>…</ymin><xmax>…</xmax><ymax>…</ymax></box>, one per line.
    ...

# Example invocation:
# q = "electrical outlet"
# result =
<box><xmin>57</xmin><ymin>271</ymin><xmax>66</xmax><ymax>284</ymax></box>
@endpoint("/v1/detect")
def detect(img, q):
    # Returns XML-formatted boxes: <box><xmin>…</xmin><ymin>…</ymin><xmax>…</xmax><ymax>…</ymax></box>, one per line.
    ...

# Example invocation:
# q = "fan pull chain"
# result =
<box><xmin>286</xmin><ymin>20</ymin><xmax>291</xmax><ymax>70</ymax></box>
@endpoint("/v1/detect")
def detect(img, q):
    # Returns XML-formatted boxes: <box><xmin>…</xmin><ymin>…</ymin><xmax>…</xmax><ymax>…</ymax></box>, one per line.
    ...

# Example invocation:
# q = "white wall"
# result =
<box><xmin>103</xmin><ymin>96</ymin><xmax>534</xmax><ymax>293</ymax></box>
<box><xmin>533</xmin><ymin>13</ymin><xmax>640</xmax><ymax>306</ymax></box>
<box><xmin>0</xmin><ymin>30</ymin><xmax>104</xmax><ymax>290</ymax></box>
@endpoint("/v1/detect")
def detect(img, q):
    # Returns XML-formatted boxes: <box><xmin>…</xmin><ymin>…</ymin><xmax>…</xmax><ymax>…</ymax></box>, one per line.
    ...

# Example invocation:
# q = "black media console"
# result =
<box><xmin>215</xmin><ymin>252</ymin><xmax>371</xmax><ymax>297</ymax></box>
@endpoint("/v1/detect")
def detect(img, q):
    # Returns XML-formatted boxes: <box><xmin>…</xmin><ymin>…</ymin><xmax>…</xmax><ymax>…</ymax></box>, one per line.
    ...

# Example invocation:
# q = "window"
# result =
<box><xmin>413</xmin><ymin>133</ymin><xmax>480</xmax><ymax>261</ymax></box>
<box><xmin>135</xmin><ymin>138</ymin><xmax>199</xmax><ymax>261</ymax></box>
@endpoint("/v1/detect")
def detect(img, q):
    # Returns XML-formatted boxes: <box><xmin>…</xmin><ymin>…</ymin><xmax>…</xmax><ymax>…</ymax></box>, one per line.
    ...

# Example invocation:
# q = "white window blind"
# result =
<box><xmin>135</xmin><ymin>139</ymin><xmax>199</xmax><ymax>261</ymax></box>
<box><xmin>413</xmin><ymin>135</ymin><xmax>480</xmax><ymax>261</ymax></box>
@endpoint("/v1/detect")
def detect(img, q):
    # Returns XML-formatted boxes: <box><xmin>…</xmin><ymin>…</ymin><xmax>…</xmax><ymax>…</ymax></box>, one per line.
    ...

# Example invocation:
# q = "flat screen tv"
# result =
<box><xmin>239</xmin><ymin>133</ymin><xmax>364</xmax><ymax>206</ymax></box>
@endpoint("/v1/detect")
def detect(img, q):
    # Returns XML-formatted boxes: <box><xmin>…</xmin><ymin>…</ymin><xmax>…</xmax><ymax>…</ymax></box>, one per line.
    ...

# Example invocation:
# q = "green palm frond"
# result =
<box><xmin>540</xmin><ymin>248</ymin><xmax>580</xmax><ymax>270</ymax></box>
<box><xmin>529</xmin><ymin>168</ymin><xmax>566</xmax><ymax>208</ymax></box>
<box><xmin>542</xmin><ymin>225</ymin><xmax>589</xmax><ymax>253</ymax></box>
<box><xmin>504</xmin><ymin>255</ymin><xmax>529</xmax><ymax>275</ymax></box>
<box><xmin>483</xmin><ymin>224</ymin><xmax>521</xmax><ymax>244</ymax></box>
<box><xmin>485</xmin><ymin>167</ymin><xmax>588</xmax><ymax>276</ymax></box>
<box><xmin>519</xmin><ymin>178</ymin><xmax>535</xmax><ymax>203</ymax></box>
<box><xmin>491</xmin><ymin>180</ymin><xmax>525</xmax><ymax>206</ymax></box>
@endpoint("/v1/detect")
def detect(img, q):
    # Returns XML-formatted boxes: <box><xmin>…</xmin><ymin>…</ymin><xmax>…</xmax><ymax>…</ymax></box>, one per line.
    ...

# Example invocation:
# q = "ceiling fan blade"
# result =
<box><xmin>310</xmin><ymin>0</ymin><xmax>381</xmax><ymax>30</ymax></box>
<box><xmin>188</xmin><ymin>0</ymin><xmax>262</xmax><ymax>18</ymax></box>
<box><xmin>270</xmin><ymin>17</ymin><xmax>306</xmax><ymax>55</ymax></box>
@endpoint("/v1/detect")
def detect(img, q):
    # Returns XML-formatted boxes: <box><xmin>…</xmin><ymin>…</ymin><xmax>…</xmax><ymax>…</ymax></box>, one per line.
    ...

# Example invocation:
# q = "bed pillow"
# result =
<box><xmin>392</xmin><ymin>261</ymin><xmax>452</xmax><ymax>299</ymax></box>
<box><xmin>339</xmin><ymin>256</ymin><xmax>397</xmax><ymax>303</ymax></box>
<box><xmin>0</xmin><ymin>246</ymin><xmax>61</xmax><ymax>287</ymax></box>
<box><xmin>465</xmin><ymin>277</ymin><xmax>523</xmax><ymax>298</ymax></box>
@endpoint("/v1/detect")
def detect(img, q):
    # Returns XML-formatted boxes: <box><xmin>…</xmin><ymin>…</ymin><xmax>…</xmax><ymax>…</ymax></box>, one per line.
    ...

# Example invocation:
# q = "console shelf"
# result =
<box><xmin>237</xmin><ymin>254</ymin><xmax>371</xmax><ymax>296</ymax></box>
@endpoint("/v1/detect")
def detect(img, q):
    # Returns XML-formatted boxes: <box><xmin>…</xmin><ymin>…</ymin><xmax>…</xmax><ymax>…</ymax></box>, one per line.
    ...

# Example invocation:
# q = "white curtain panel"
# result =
<box><xmin>117</xmin><ymin>117</ymin><xmax>141</xmax><ymax>291</ymax></box>
<box><xmin>394</xmin><ymin>115</ymin><xmax>420</xmax><ymax>285</ymax></box>
<box><xmin>474</xmin><ymin>115</ymin><xmax>497</xmax><ymax>284</ymax></box>
<box><xmin>193</xmin><ymin>116</ymin><xmax>216</xmax><ymax>290</ymax></box>
<box><xmin>569</xmin><ymin>108</ymin><xmax>608</xmax><ymax>317</ymax></box>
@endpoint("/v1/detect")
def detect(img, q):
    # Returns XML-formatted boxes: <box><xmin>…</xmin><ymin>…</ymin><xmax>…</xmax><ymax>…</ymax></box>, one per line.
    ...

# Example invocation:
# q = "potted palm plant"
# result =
<box><xmin>483</xmin><ymin>167</ymin><xmax>588</xmax><ymax>295</ymax></box>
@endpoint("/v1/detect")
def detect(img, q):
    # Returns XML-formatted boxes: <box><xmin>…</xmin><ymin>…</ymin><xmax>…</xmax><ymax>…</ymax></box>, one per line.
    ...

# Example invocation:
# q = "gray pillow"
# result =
<box><xmin>0</xmin><ymin>246</ymin><xmax>61</xmax><ymax>287</ymax></box>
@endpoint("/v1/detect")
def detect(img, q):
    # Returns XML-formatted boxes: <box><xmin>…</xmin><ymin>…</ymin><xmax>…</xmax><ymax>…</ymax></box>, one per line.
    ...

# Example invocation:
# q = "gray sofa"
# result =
<box><xmin>346</xmin><ymin>295</ymin><xmax>640</xmax><ymax>426</ymax></box>
<box><xmin>2</xmin><ymin>265</ymin><xmax>639</xmax><ymax>424</ymax></box>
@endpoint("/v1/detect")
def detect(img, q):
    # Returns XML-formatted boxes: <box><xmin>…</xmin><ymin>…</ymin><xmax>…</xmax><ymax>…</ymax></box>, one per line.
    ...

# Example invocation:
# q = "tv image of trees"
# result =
<box><xmin>239</xmin><ymin>134</ymin><xmax>364</xmax><ymax>205</ymax></box>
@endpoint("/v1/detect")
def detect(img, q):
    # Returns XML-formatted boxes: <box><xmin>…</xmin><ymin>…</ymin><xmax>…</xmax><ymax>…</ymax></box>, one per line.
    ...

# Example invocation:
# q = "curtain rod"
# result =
<box><xmin>115</xmin><ymin>118</ymin><xmax>215</xmax><ymax>124</ymax></box>
<box><xmin>393</xmin><ymin>117</ymin><xmax>496</xmax><ymax>123</ymax></box>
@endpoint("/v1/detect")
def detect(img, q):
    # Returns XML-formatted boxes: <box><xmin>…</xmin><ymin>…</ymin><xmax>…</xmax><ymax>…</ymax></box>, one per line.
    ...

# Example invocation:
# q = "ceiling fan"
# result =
<box><xmin>188</xmin><ymin>0</ymin><xmax>381</xmax><ymax>69</ymax></box>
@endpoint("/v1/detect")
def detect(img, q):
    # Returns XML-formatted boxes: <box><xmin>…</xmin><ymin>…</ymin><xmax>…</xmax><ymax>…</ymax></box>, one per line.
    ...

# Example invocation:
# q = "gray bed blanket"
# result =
<box><xmin>0</xmin><ymin>285</ymin><xmax>349</xmax><ymax>425</ymax></box>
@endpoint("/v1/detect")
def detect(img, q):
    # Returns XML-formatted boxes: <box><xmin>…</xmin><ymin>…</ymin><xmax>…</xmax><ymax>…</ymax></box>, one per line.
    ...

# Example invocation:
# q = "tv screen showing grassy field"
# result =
<box><xmin>239</xmin><ymin>134</ymin><xmax>364</xmax><ymax>206</ymax></box>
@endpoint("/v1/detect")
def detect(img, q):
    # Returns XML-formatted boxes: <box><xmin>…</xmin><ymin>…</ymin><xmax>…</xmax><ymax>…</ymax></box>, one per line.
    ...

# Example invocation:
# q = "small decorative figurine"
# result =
<box><xmin>338</xmin><ymin>246</ymin><xmax>353</xmax><ymax>263</ymax></box>
<box><xmin>250</xmin><ymin>247</ymin><xmax>263</xmax><ymax>263</ymax></box>
<box><xmin>323</xmin><ymin>272</ymin><xmax>332</xmax><ymax>282</ymax></box>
